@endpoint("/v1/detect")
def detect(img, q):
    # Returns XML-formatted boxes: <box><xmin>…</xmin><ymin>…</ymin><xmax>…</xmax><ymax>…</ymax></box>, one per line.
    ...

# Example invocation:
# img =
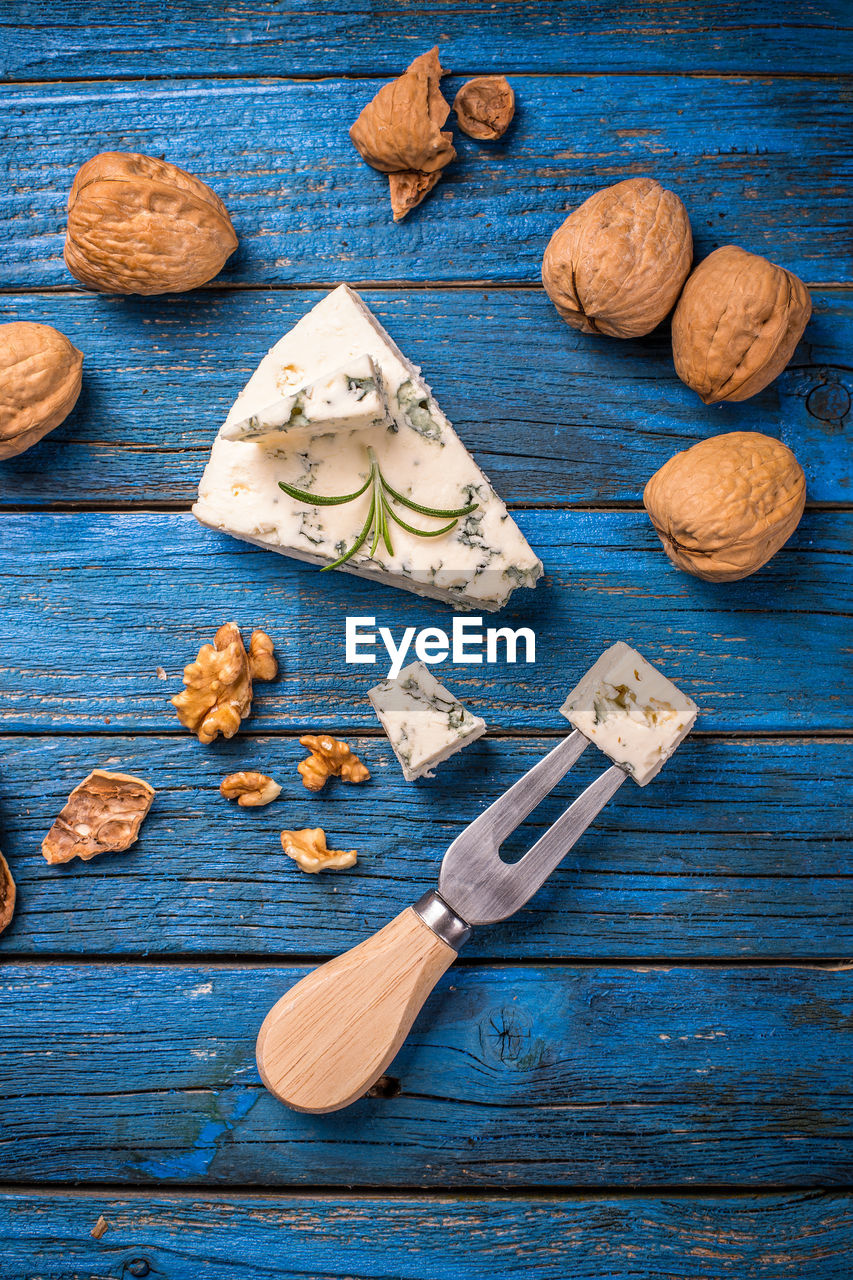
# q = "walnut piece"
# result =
<box><xmin>350</xmin><ymin>47</ymin><xmax>456</xmax><ymax>221</ymax></box>
<box><xmin>297</xmin><ymin>734</ymin><xmax>370</xmax><ymax>791</ymax></box>
<box><xmin>220</xmin><ymin>771</ymin><xmax>282</xmax><ymax>807</ymax></box>
<box><xmin>42</xmin><ymin>770</ymin><xmax>155</xmax><ymax>865</ymax></box>
<box><xmin>671</xmin><ymin>245</ymin><xmax>812</xmax><ymax>404</ymax></box>
<box><xmin>248</xmin><ymin>630</ymin><xmax>278</xmax><ymax>681</ymax></box>
<box><xmin>453</xmin><ymin>76</ymin><xmax>515</xmax><ymax>140</ymax></box>
<box><xmin>0</xmin><ymin>321</ymin><xmax>83</xmax><ymax>460</ymax></box>
<box><xmin>643</xmin><ymin>431</ymin><xmax>806</xmax><ymax>582</ymax></box>
<box><xmin>171</xmin><ymin>623</ymin><xmax>277</xmax><ymax>743</ymax></box>
<box><xmin>542</xmin><ymin>177</ymin><xmax>693</xmax><ymax>338</ymax></box>
<box><xmin>281</xmin><ymin>828</ymin><xmax>357</xmax><ymax>874</ymax></box>
<box><xmin>0</xmin><ymin>852</ymin><xmax>16</xmax><ymax>935</ymax></box>
<box><xmin>65</xmin><ymin>151</ymin><xmax>237</xmax><ymax>295</ymax></box>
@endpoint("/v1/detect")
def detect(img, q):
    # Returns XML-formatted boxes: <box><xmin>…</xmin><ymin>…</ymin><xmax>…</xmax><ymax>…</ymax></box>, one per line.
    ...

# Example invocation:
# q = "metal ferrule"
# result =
<box><xmin>413</xmin><ymin>890</ymin><xmax>472</xmax><ymax>951</ymax></box>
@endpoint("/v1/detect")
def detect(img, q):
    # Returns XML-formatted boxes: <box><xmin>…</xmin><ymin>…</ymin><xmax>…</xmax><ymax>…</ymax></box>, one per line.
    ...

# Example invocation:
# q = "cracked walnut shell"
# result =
<box><xmin>671</xmin><ymin>245</ymin><xmax>812</xmax><ymax>404</ymax></box>
<box><xmin>542</xmin><ymin>177</ymin><xmax>693</xmax><ymax>338</ymax></box>
<box><xmin>453</xmin><ymin>76</ymin><xmax>515</xmax><ymax>140</ymax></box>
<box><xmin>298</xmin><ymin>734</ymin><xmax>370</xmax><ymax>791</ymax></box>
<box><xmin>0</xmin><ymin>852</ymin><xmax>16</xmax><ymax>935</ymax></box>
<box><xmin>42</xmin><ymin>770</ymin><xmax>155</xmax><ymax>865</ymax></box>
<box><xmin>1</xmin><ymin>322</ymin><xmax>83</xmax><ymax>460</ymax></box>
<box><xmin>65</xmin><ymin>151</ymin><xmax>238</xmax><ymax>295</ymax></box>
<box><xmin>220</xmin><ymin>771</ymin><xmax>282</xmax><ymax>807</ymax></box>
<box><xmin>350</xmin><ymin>47</ymin><xmax>455</xmax><ymax>174</ymax></box>
<box><xmin>281</xmin><ymin>828</ymin><xmax>357</xmax><ymax>874</ymax></box>
<box><xmin>171</xmin><ymin>623</ymin><xmax>277</xmax><ymax>743</ymax></box>
<box><xmin>643</xmin><ymin>431</ymin><xmax>806</xmax><ymax>582</ymax></box>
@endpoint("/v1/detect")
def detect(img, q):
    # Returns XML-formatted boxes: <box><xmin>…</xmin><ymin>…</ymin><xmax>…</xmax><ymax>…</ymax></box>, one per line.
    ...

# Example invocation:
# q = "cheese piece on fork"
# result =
<box><xmin>560</xmin><ymin>642</ymin><xmax>698</xmax><ymax>785</ymax></box>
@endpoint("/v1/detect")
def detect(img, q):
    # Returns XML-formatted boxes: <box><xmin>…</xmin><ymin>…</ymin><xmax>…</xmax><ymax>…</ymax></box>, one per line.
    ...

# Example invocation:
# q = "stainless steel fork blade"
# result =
<box><xmin>437</xmin><ymin>731</ymin><xmax>627</xmax><ymax>926</ymax></box>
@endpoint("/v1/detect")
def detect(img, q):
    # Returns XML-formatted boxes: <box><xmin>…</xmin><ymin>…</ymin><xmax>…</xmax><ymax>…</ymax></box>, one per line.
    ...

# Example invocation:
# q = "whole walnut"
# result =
<box><xmin>542</xmin><ymin>177</ymin><xmax>692</xmax><ymax>338</ymax></box>
<box><xmin>671</xmin><ymin>245</ymin><xmax>811</xmax><ymax>404</ymax></box>
<box><xmin>0</xmin><ymin>321</ymin><xmax>83</xmax><ymax>459</ymax></box>
<box><xmin>65</xmin><ymin>151</ymin><xmax>238</xmax><ymax>295</ymax></box>
<box><xmin>643</xmin><ymin>431</ymin><xmax>806</xmax><ymax>582</ymax></box>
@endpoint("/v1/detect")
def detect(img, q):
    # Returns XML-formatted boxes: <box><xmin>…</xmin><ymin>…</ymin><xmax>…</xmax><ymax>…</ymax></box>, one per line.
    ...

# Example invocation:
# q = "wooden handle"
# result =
<box><xmin>255</xmin><ymin>907</ymin><xmax>458</xmax><ymax>1113</ymax></box>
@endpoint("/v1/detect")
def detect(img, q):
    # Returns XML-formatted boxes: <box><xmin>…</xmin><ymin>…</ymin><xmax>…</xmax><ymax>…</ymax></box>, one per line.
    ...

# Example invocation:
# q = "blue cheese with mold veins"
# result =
<box><xmin>220</xmin><ymin>355</ymin><xmax>389</xmax><ymax>446</ymax></box>
<box><xmin>560</xmin><ymin>642</ymin><xmax>698</xmax><ymax>785</ymax></box>
<box><xmin>193</xmin><ymin>285</ymin><xmax>543</xmax><ymax>610</ymax></box>
<box><xmin>369</xmin><ymin>661</ymin><xmax>486</xmax><ymax>781</ymax></box>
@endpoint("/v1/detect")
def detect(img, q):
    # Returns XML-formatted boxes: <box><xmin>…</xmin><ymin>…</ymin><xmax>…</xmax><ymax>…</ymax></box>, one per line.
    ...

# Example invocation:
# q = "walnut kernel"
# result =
<box><xmin>248</xmin><ymin>630</ymin><xmax>278</xmax><ymax>681</ymax></box>
<box><xmin>281</xmin><ymin>828</ymin><xmax>357</xmax><ymax>874</ymax></box>
<box><xmin>453</xmin><ymin>76</ymin><xmax>515</xmax><ymax>140</ymax></box>
<box><xmin>297</xmin><ymin>734</ymin><xmax>370</xmax><ymax>791</ymax></box>
<box><xmin>172</xmin><ymin>624</ymin><xmax>277</xmax><ymax>743</ymax></box>
<box><xmin>220</xmin><ymin>771</ymin><xmax>282</xmax><ymax>807</ymax></box>
<box><xmin>42</xmin><ymin>770</ymin><xmax>155</xmax><ymax>865</ymax></box>
<box><xmin>0</xmin><ymin>852</ymin><xmax>16</xmax><ymax>935</ymax></box>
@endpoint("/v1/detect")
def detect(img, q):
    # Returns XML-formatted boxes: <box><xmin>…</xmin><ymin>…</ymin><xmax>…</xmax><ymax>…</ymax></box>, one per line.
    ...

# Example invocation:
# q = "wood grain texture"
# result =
<box><xmin>0</xmin><ymin>734</ymin><xmax>850</xmax><ymax>961</ymax></box>
<box><xmin>1</xmin><ymin>962</ymin><xmax>851</xmax><ymax>1186</ymax></box>
<box><xmin>1</xmin><ymin>1191</ymin><xmax>851</xmax><ymax>1280</ymax></box>
<box><xmin>3</xmin><ymin>1</ymin><xmax>851</xmax><ymax>79</ymax></box>
<box><xmin>0</xmin><ymin>288</ymin><xmax>849</xmax><ymax>507</ymax></box>
<box><xmin>257</xmin><ymin>909</ymin><xmax>457</xmax><ymax>1111</ymax></box>
<box><xmin>2</xmin><ymin>75</ymin><xmax>851</xmax><ymax>289</ymax></box>
<box><xmin>1</xmin><ymin>510</ymin><xmax>849</xmax><ymax>733</ymax></box>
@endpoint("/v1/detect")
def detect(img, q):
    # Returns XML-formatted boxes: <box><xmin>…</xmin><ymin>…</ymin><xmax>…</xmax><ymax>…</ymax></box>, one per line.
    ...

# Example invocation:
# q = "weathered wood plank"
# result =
<box><xmin>0</xmin><ymin>735</ymin><xmax>850</xmax><ymax>960</ymax></box>
<box><xmin>1</xmin><ymin>962</ymin><xmax>851</xmax><ymax>1185</ymax></box>
<box><xmin>2</xmin><ymin>1</ymin><xmax>850</xmax><ymax>79</ymax></box>
<box><xmin>1</xmin><ymin>1191</ymin><xmax>851</xmax><ymax>1280</ymax></box>
<box><xmin>0</xmin><ymin>288</ymin><xmax>848</xmax><ymax>507</ymax></box>
<box><xmin>2</xmin><ymin>75</ymin><xmax>851</xmax><ymax>289</ymax></box>
<box><xmin>1</xmin><ymin>510</ymin><xmax>849</xmax><ymax>733</ymax></box>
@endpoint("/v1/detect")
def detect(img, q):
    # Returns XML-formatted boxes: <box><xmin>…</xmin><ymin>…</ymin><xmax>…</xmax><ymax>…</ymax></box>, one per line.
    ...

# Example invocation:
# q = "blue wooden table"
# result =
<box><xmin>1</xmin><ymin>3</ymin><xmax>852</xmax><ymax>1276</ymax></box>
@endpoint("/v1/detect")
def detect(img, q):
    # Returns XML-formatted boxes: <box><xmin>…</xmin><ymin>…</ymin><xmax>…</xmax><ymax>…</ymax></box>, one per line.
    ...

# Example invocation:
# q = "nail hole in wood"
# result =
<box><xmin>366</xmin><ymin>1074</ymin><xmax>401</xmax><ymax>1099</ymax></box>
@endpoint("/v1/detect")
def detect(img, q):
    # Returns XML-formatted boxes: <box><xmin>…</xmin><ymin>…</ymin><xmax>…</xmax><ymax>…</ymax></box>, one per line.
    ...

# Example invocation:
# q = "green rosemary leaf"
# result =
<box><xmin>379</xmin><ymin>491</ymin><xmax>395</xmax><ymax>556</ymax></box>
<box><xmin>278</xmin><ymin>469</ymin><xmax>372</xmax><ymax>506</ymax></box>
<box><xmin>380</xmin><ymin>473</ymin><xmax>479</xmax><ymax>519</ymax></box>
<box><xmin>322</xmin><ymin>490</ymin><xmax>377</xmax><ymax>571</ymax></box>
<box><xmin>385</xmin><ymin>504</ymin><xmax>459</xmax><ymax>539</ymax></box>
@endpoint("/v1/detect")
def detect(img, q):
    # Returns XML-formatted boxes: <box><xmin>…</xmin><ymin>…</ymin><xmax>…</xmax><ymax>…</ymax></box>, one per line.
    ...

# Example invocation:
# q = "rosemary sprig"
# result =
<box><xmin>278</xmin><ymin>446</ymin><xmax>479</xmax><ymax>571</ymax></box>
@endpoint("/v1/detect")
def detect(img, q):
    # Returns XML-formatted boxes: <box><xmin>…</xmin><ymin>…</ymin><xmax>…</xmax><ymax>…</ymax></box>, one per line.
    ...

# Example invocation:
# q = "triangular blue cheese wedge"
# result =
<box><xmin>560</xmin><ymin>642</ymin><xmax>698</xmax><ymax>785</ymax></box>
<box><xmin>369</xmin><ymin>661</ymin><xmax>486</xmax><ymax>781</ymax></box>
<box><xmin>220</xmin><ymin>354</ymin><xmax>389</xmax><ymax>445</ymax></box>
<box><xmin>193</xmin><ymin>285</ymin><xmax>543</xmax><ymax>610</ymax></box>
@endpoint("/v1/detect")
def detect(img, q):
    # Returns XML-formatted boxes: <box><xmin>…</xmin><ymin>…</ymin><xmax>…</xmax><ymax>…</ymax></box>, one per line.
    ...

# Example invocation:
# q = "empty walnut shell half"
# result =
<box><xmin>643</xmin><ymin>431</ymin><xmax>806</xmax><ymax>582</ymax></box>
<box><xmin>542</xmin><ymin>177</ymin><xmax>693</xmax><ymax>338</ymax></box>
<box><xmin>453</xmin><ymin>76</ymin><xmax>515</xmax><ymax>140</ymax></box>
<box><xmin>0</xmin><ymin>852</ymin><xmax>16</xmax><ymax>935</ymax></box>
<box><xmin>671</xmin><ymin>245</ymin><xmax>812</xmax><ymax>404</ymax></box>
<box><xmin>65</xmin><ymin>151</ymin><xmax>238</xmax><ymax>295</ymax></box>
<box><xmin>0</xmin><ymin>321</ymin><xmax>83</xmax><ymax>460</ymax></box>
<box><xmin>42</xmin><ymin>770</ymin><xmax>156</xmax><ymax>865</ymax></box>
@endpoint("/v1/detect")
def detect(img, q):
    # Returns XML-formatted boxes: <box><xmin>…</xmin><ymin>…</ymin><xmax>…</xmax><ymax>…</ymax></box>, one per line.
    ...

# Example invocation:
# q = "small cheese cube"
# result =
<box><xmin>221</xmin><ymin>354</ymin><xmax>389</xmax><ymax>445</ymax></box>
<box><xmin>369</xmin><ymin>661</ymin><xmax>486</xmax><ymax>781</ymax></box>
<box><xmin>560</xmin><ymin>642</ymin><xmax>698</xmax><ymax>785</ymax></box>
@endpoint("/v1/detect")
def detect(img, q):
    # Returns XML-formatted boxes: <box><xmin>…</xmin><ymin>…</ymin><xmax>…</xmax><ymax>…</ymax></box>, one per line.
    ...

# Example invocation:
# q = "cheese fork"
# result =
<box><xmin>255</xmin><ymin>729</ymin><xmax>626</xmax><ymax>1113</ymax></box>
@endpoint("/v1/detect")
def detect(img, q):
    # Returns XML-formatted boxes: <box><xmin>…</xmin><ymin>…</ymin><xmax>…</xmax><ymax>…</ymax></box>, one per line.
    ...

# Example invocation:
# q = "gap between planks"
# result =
<box><xmin>0</xmin><ymin>1182</ymin><xmax>849</xmax><ymax>1198</ymax></box>
<box><xmin>8</xmin><ymin>956</ymin><xmax>852</xmax><ymax>971</ymax></box>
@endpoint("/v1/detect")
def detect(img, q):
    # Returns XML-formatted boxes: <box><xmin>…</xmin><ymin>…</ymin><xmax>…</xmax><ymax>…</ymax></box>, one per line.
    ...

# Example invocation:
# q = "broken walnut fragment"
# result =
<box><xmin>220</xmin><ymin>771</ymin><xmax>282</xmax><ymax>807</ymax></box>
<box><xmin>0</xmin><ymin>852</ymin><xmax>16</xmax><ymax>935</ymax></box>
<box><xmin>349</xmin><ymin>47</ymin><xmax>456</xmax><ymax>220</ymax></box>
<box><xmin>281</xmin><ymin>828</ymin><xmax>357</xmax><ymax>874</ymax></box>
<box><xmin>171</xmin><ymin>623</ymin><xmax>277</xmax><ymax>744</ymax></box>
<box><xmin>297</xmin><ymin>734</ymin><xmax>370</xmax><ymax>792</ymax></box>
<box><xmin>453</xmin><ymin>76</ymin><xmax>515</xmax><ymax>140</ymax></box>
<box><xmin>41</xmin><ymin>770</ymin><xmax>155</xmax><ymax>865</ymax></box>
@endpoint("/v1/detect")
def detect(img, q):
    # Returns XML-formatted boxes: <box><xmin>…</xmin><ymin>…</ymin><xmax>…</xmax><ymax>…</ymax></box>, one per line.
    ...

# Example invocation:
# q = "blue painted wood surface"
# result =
<box><xmin>3</xmin><ymin>1</ymin><xmax>850</xmax><ymax>78</ymax></box>
<box><xmin>1</xmin><ymin>511</ymin><xmax>849</xmax><ymax>732</ymax></box>
<box><xmin>2</xmin><ymin>75</ymin><xmax>851</xmax><ymax>288</ymax></box>
<box><xmin>1</xmin><ymin>734</ymin><xmax>849</xmax><ymax>959</ymax></box>
<box><xmin>1</xmin><ymin>1191</ymin><xmax>851</xmax><ymax>1280</ymax></box>
<box><xmin>0</xmin><ymin>2</ymin><xmax>851</xmax><ymax>1271</ymax></box>
<box><xmin>1</xmin><ymin>962</ymin><xmax>852</xmax><ymax>1185</ymax></box>
<box><xmin>0</xmin><ymin>288</ymin><xmax>849</xmax><ymax>507</ymax></box>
